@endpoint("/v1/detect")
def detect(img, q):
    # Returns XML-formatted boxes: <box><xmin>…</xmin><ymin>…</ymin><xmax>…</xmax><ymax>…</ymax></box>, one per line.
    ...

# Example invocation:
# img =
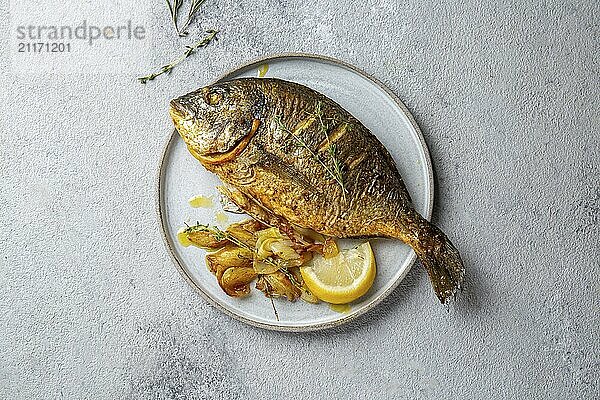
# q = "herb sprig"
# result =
<box><xmin>275</xmin><ymin>104</ymin><xmax>348</xmax><ymax>199</ymax></box>
<box><xmin>263</xmin><ymin>281</ymin><xmax>280</xmax><ymax>321</ymax></box>
<box><xmin>179</xmin><ymin>0</ymin><xmax>208</xmax><ymax>36</ymax></box>
<box><xmin>137</xmin><ymin>29</ymin><xmax>218</xmax><ymax>84</ymax></box>
<box><xmin>313</xmin><ymin>102</ymin><xmax>347</xmax><ymax>202</ymax></box>
<box><xmin>165</xmin><ymin>0</ymin><xmax>208</xmax><ymax>36</ymax></box>
<box><xmin>165</xmin><ymin>0</ymin><xmax>184</xmax><ymax>35</ymax></box>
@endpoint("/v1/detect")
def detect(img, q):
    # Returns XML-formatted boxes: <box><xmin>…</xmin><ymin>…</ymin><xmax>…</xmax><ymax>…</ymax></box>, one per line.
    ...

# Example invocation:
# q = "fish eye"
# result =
<box><xmin>204</xmin><ymin>88</ymin><xmax>223</xmax><ymax>106</ymax></box>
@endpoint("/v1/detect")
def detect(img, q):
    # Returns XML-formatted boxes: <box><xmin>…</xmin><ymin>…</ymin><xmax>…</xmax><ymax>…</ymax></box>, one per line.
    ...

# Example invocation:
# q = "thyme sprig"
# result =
<box><xmin>263</xmin><ymin>280</ymin><xmax>280</xmax><ymax>321</ymax></box>
<box><xmin>275</xmin><ymin>106</ymin><xmax>347</xmax><ymax>199</ymax></box>
<box><xmin>313</xmin><ymin>102</ymin><xmax>347</xmax><ymax>202</ymax></box>
<box><xmin>138</xmin><ymin>30</ymin><xmax>218</xmax><ymax>84</ymax></box>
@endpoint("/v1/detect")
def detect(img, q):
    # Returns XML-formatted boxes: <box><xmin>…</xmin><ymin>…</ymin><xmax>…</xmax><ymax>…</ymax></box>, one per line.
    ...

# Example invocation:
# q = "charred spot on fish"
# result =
<box><xmin>317</xmin><ymin>123</ymin><xmax>348</xmax><ymax>152</ymax></box>
<box><xmin>238</xmin><ymin>117</ymin><xmax>252</xmax><ymax>132</ymax></box>
<box><xmin>293</xmin><ymin>116</ymin><xmax>316</xmax><ymax>135</ymax></box>
<box><xmin>348</xmin><ymin>152</ymin><xmax>368</xmax><ymax>169</ymax></box>
<box><xmin>250</xmin><ymin>91</ymin><xmax>267</xmax><ymax>119</ymax></box>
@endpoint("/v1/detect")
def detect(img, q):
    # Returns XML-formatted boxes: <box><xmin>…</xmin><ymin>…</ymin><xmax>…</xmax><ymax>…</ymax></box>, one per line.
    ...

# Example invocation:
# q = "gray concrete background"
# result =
<box><xmin>1</xmin><ymin>0</ymin><xmax>599</xmax><ymax>398</ymax></box>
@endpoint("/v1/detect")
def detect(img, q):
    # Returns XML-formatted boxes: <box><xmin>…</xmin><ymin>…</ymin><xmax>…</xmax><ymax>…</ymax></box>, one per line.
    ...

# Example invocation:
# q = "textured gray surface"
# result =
<box><xmin>1</xmin><ymin>0</ymin><xmax>599</xmax><ymax>399</ymax></box>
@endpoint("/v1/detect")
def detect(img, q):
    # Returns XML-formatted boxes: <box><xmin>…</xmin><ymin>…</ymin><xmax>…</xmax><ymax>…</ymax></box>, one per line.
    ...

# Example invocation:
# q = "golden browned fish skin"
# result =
<box><xmin>170</xmin><ymin>78</ymin><xmax>464</xmax><ymax>303</ymax></box>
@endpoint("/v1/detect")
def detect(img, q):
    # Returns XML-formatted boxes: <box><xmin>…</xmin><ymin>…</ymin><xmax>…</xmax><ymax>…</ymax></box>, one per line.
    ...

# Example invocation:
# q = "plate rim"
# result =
<box><xmin>156</xmin><ymin>52</ymin><xmax>434</xmax><ymax>332</ymax></box>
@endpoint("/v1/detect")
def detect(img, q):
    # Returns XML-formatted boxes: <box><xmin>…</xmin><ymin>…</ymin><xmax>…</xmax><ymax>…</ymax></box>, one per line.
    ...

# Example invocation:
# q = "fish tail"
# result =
<box><xmin>394</xmin><ymin>214</ymin><xmax>465</xmax><ymax>303</ymax></box>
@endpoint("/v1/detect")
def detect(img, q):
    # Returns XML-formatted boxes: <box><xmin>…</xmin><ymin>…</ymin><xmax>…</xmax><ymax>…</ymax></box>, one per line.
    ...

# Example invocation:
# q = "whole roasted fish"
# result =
<box><xmin>170</xmin><ymin>78</ymin><xmax>464</xmax><ymax>303</ymax></box>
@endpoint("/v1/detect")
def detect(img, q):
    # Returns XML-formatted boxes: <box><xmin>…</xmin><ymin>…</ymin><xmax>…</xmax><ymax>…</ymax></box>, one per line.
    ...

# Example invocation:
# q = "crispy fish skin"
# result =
<box><xmin>170</xmin><ymin>78</ymin><xmax>464</xmax><ymax>303</ymax></box>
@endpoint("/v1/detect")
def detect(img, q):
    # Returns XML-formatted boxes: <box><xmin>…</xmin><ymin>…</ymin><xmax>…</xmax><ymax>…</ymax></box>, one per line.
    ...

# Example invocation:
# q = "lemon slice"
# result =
<box><xmin>300</xmin><ymin>242</ymin><xmax>376</xmax><ymax>304</ymax></box>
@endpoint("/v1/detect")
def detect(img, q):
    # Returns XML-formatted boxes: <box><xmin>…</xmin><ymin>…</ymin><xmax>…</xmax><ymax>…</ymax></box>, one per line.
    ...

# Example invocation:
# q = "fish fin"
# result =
<box><xmin>217</xmin><ymin>185</ymin><xmax>312</xmax><ymax>245</ymax></box>
<box><xmin>409</xmin><ymin>219</ymin><xmax>465</xmax><ymax>304</ymax></box>
<box><xmin>217</xmin><ymin>185</ymin><xmax>285</xmax><ymax>227</ymax></box>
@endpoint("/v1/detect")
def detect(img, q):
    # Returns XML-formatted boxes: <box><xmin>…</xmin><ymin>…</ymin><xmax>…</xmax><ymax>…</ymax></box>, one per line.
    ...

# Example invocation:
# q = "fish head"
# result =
<box><xmin>169</xmin><ymin>81</ymin><xmax>263</xmax><ymax>164</ymax></box>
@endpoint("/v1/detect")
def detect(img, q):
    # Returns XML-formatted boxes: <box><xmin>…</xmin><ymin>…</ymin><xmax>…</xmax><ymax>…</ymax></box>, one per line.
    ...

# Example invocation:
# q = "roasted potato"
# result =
<box><xmin>185</xmin><ymin>228</ymin><xmax>229</xmax><ymax>249</ymax></box>
<box><xmin>220</xmin><ymin>267</ymin><xmax>257</xmax><ymax>297</ymax></box>
<box><xmin>225</xmin><ymin>219</ymin><xmax>265</xmax><ymax>248</ymax></box>
<box><xmin>206</xmin><ymin>245</ymin><xmax>253</xmax><ymax>279</ymax></box>
<box><xmin>256</xmin><ymin>270</ymin><xmax>302</xmax><ymax>302</ymax></box>
<box><xmin>206</xmin><ymin>245</ymin><xmax>257</xmax><ymax>298</ymax></box>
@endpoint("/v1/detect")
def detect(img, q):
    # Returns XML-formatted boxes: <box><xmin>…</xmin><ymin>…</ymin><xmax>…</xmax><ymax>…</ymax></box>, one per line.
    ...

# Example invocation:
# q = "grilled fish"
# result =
<box><xmin>170</xmin><ymin>78</ymin><xmax>464</xmax><ymax>303</ymax></box>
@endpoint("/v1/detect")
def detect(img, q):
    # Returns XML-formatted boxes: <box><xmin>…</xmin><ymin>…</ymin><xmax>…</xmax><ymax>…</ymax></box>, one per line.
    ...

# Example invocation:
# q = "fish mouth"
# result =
<box><xmin>169</xmin><ymin>100</ymin><xmax>196</xmax><ymax>141</ymax></box>
<box><xmin>188</xmin><ymin>119</ymin><xmax>261</xmax><ymax>165</ymax></box>
<box><xmin>169</xmin><ymin>98</ymin><xmax>190</xmax><ymax>119</ymax></box>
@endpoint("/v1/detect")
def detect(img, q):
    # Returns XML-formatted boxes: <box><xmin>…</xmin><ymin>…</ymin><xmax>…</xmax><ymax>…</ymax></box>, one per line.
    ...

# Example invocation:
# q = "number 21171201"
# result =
<box><xmin>18</xmin><ymin>42</ymin><xmax>71</xmax><ymax>53</ymax></box>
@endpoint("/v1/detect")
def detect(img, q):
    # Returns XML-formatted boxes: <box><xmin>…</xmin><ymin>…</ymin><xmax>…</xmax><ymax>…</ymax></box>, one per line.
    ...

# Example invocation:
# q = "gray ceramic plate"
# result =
<box><xmin>157</xmin><ymin>54</ymin><xmax>433</xmax><ymax>331</ymax></box>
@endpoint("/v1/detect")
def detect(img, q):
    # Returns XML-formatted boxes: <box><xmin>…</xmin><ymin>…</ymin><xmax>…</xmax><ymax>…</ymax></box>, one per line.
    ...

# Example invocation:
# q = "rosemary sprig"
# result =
<box><xmin>165</xmin><ymin>0</ymin><xmax>184</xmax><ymax>34</ymax></box>
<box><xmin>275</xmin><ymin>110</ymin><xmax>347</xmax><ymax>198</ymax></box>
<box><xmin>165</xmin><ymin>0</ymin><xmax>207</xmax><ymax>36</ymax></box>
<box><xmin>138</xmin><ymin>29</ymin><xmax>218</xmax><ymax>84</ymax></box>
<box><xmin>178</xmin><ymin>0</ymin><xmax>209</xmax><ymax>36</ymax></box>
